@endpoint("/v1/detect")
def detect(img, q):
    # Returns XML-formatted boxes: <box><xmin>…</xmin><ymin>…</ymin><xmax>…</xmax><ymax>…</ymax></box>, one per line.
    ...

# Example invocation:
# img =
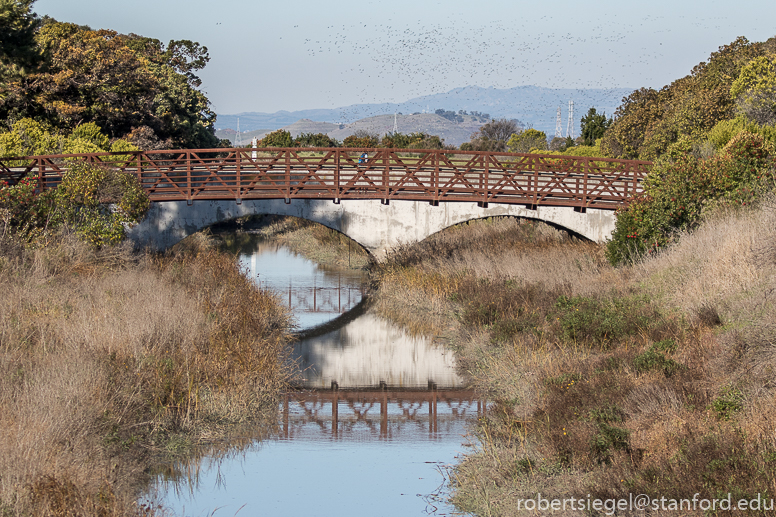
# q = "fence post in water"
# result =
<box><xmin>283</xmin><ymin>393</ymin><xmax>289</xmax><ymax>439</ymax></box>
<box><xmin>381</xmin><ymin>389</ymin><xmax>388</xmax><ymax>438</ymax></box>
<box><xmin>332</xmin><ymin>390</ymin><xmax>339</xmax><ymax>439</ymax></box>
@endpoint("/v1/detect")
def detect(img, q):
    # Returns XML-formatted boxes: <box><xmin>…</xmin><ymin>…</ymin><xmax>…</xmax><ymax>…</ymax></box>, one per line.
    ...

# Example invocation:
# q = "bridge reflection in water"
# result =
<box><xmin>282</xmin><ymin>388</ymin><xmax>481</xmax><ymax>442</ymax></box>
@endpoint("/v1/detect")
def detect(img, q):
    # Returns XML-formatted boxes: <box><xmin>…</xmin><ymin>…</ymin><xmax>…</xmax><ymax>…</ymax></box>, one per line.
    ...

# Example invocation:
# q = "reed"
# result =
<box><xmin>373</xmin><ymin>204</ymin><xmax>776</xmax><ymax>515</ymax></box>
<box><xmin>0</xmin><ymin>232</ymin><xmax>292</xmax><ymax>516</ymax></box>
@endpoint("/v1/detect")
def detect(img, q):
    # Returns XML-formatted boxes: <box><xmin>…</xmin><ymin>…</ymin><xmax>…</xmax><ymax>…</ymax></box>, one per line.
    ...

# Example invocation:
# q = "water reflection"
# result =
<box><xmin>282</xmin><ymin>389</ymin><xmax>482</xmax><ymax>442</ymax></box>
<box><xmin>152</xmin><ymin>237</ymin><xmax>477</xmax><ymax>516</ymax></box>
<box><xmin>240</xmin><ymin>240</ymin><xmax>366</xmax><ymax>329</ymax></box>
<box><xmin>293</xmin><ymin>314</ymin><xmax>463</xmax><ymax>389</ymax></box>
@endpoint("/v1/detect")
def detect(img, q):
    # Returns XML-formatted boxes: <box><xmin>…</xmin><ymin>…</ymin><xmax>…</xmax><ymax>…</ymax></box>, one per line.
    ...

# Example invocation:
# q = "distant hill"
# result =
<box><xmin>283</xmin><ymin>119</ymin><xmax>343</xmax><ymax>137</ymax></box>
<box><xmin>217</xmin><ymin>113</ymin><xmax>493</xmax><ymax>147</ymax></box>
<box><xmin>328</xmin><ymin>113</ymin><xmax>487</xmax><ymax>147</ymax></box>
<box><xmin>216</xmin><ymin>84</ymin><xmax>633</xmax><ymax>138</ymax></box>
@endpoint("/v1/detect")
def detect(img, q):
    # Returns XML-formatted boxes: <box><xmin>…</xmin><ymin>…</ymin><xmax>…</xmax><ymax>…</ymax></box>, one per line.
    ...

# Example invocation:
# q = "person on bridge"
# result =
<box><xmin>358</xmin><ymin>152</ymin><xmax>368</xmax><ymax>165</ymax></box>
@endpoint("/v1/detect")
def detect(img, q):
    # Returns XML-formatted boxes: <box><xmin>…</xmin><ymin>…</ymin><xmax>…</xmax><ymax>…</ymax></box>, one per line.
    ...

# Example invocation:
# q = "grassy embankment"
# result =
<box><xmin>372</xmin><ymin>207</ymin><xmax>776</xmax><ymax>515</ymax></box>
<box><xmin>0</xmin><ymin>232</ymin><xmax>292</xmax><ymax>516</ymax></box>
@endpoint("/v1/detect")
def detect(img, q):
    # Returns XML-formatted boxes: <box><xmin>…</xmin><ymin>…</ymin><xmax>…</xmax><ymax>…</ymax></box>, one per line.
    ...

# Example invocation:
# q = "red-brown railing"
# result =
<box><xmin>0</xmin><ymin>147</ymin><xmax>651</xmax><ymax>210</ymax></box>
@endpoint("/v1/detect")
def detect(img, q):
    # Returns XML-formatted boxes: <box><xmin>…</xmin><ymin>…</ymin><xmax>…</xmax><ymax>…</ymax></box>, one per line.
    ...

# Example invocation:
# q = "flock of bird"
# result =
<box><xmin>208</xmin><ymin>9</ymin><xmax>764</xmax><ymax>128</ymax></box>
<box><xmin>281</xmin><ymin>15</ymin><xmax>673</xmax><ymax>125</ymax></box>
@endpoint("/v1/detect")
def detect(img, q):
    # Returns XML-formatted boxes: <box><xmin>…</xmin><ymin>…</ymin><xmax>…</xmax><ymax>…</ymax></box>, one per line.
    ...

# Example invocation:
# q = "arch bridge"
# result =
<box><xmin>0</xmin><ymin>147</ymin><xmax>651</xmax><ymax>256</ymax></box>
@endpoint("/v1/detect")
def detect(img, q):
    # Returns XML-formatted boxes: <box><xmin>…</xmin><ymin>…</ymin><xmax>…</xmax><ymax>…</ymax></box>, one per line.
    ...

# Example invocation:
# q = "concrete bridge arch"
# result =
<box><xmin>128</xmin><ymin>199</ymin><xmax>616</xmax><ymax>258</ymax></box>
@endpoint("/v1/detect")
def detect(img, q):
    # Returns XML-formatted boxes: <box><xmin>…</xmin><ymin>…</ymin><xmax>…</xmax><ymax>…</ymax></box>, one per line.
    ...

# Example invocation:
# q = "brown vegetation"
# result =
<box><xmin>0</xmin><ymin>232</ymin><xmax>292</xmax><ymax>516</ymax></box>
<box><xmin>372</xmin><ymin>208</ymin><xmax>776</xmax><ymax>515</ymax></box>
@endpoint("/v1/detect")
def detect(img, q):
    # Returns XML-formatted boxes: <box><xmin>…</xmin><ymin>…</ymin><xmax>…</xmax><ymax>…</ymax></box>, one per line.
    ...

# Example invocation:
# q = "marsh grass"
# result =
<box><xmin>373</xmin><ymin>206</ymin><xmax>776</xmax><ymax>515</ymax></box>
<box><xmin>0</xmin><ymin>232</ymin><xmax>292</xmax><ymax>516</ymax></box>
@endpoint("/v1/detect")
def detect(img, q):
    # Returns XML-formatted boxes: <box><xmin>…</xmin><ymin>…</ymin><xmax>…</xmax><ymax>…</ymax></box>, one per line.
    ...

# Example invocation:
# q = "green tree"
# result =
<box><xmin>294</xmin><ymin>132</ymin><xmax>339</xmax><ymax>147</ymax></box>
<box><xmin>506</xmin><ymin>128</ymin><xmax>547</xmax><ymax>153</ymax></box>
<box><xmin>605</xmin><ymin>131</ymin><xmax>774</xmax><ymax>265</ymax></box>
<box><xmin>0</xmin><ymin>0</ymin><xmax>40</xmax><ymax>78</ymax></box>
<box><xmin>731</xmin><ymin>56</ymin><xmax>776</xmax><ymax>126</ymax></box>
<box><xmin>0</xmin><ymin>18</ymin><xmax>222</xmax><ymax>149</ymax></box>
<box><xmin>259</xmin><ymin>129</ymin><xmax>293</xmax><ymax>147</ymax></box>
<box><xmin>580</xmin><ymin>108</ymin><xmax>612</xmax><ymax>146</ymax></box>
<box><xmin>343</xmin><ymin>130</ymin><xmax>379</xmax><ymax>148</ymax></box>
<box><xmin>601</xmin><ymin>37</ymin><xmax>764</xmax><ymax>160</ymax></box>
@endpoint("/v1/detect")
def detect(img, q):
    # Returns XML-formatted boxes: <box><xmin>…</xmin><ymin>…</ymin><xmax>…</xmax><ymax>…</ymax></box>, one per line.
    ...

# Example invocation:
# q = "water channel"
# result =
<box><xmin>151</xmin><ymin>235</ymin><xmax>478</xmax><ymax>516</ymax></box>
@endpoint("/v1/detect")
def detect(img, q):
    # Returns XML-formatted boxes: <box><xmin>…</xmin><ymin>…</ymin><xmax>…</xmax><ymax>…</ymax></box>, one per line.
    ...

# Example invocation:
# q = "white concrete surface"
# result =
<box><xmin>128</xmin><ymin>198</ymin><xmax>616</xmax><ymax>257</ymax></box>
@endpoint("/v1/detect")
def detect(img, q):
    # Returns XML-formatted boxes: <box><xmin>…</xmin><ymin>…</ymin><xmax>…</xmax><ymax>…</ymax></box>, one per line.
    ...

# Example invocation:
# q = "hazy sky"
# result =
<box><xmin>34</xmin><ymin>0</ymin><xmax>775</xmax><ymax>115</ymax></box>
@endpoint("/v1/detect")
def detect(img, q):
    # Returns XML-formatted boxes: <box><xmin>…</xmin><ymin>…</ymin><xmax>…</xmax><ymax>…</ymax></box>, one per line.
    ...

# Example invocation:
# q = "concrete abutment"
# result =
<box><xmin>127</xmin><ymin>199</ymin><xmax>616</xmax><ymax>258</ymax></box>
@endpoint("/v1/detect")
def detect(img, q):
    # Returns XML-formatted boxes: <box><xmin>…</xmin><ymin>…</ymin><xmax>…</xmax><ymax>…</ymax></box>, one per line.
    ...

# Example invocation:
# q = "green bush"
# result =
<box><xmin>606</xmin><ymin>131</ymin><xmax>775</xmax><ymax>265</ymax></box>
<box><xmin>259</xmin><ymin>129</ymin><xmax>293</xmax><ymax>147</ymax></box>
<box><xmin>633</xmin><ymin>340</ymin><xmax>682</xmax><ymax>376</ymax></box>
<box><xmin>293</xmin><ymin>132</ymin><xmax>339</xmax><ymax>148</ymax></box>
<box><xmin>0</xmin><ymin>163</ymin><xmax>149</xmax><ymax>247</ymax></box>
<box><xmin>342</xmin><ymin>134</ymin><xmax>378</xmax><ymax>148</ymax></box>
<box><xmin>55</xmin><ymin>163</ymin><xmax>150</xmax><ymax>247</ymax></box>
<box><xmin>587</xmin><ymin>404</ymin><xmax>630</xmax><ymax>464</ymax></box>
<box><xmin>712</xmin><ymin>387</ymin><xmax>744</xmax><ymax>420</ymax></box>
<box><xmin>554</xmin><ymin>295</ymin><xmax>652</xmax><ymax>348</ymax></box>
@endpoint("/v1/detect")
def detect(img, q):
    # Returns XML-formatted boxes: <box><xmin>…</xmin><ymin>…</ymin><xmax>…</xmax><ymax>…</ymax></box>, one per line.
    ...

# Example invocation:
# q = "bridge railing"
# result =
<box><xmin>0</xmin><ymin>147</ymin><xmax>651</xmax><ymax>210</ymax></box>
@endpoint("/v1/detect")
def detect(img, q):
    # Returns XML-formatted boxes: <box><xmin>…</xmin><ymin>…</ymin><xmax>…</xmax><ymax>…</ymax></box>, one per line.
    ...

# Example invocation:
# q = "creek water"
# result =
<box><xmin>151</xmin><ymin>236</ymin><xmax>478</xmax><ymax>516</ymax></box>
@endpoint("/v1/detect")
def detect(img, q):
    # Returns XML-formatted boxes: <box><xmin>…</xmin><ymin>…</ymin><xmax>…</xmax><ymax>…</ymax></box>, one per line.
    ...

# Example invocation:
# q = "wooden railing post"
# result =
<box><xmin>583</xmin><ymin>157</ymin><xmax>589</xmax><ymax>208</ymax></box>
<box><xmin>235</xmin><ymin>149</ymin><xmax>242</xmax><ymax>203</ymax></box>
<box><xmin>334</xmin><ymin>149</ymin><xmax>340</xmax><ymax>202</ymax></box>
<box><xmin>433</xmin><ymin>150</ymin><xmax>440</xmax><ymax>203</ymax></box>
<box><xmin>285</xmin><ymin>150</ymin><xmax>291</xmax><ymax>202</ymax></box>
<box><xmin>186</xmin><ymin>151</ymin><xmax>192</xmax><ymax>204</ymax></box>
<box><xmin>484</xmin><ymin>153</ymin><xmax>490</xmax><ymax>205</ymax></box>
<box><xmin>383</xmin><ymin>149</ymin><xmax>389</xmax><ymax>202</ymax></box>
<box><xmin>36</xmin><ymin>157</ymin><xmax>43</xmax><ymax>192</ymax></box>
<box><xmin>532</xmin><ymin>156</ymin><xmax>539</xmax><ymax>209</ymax></box>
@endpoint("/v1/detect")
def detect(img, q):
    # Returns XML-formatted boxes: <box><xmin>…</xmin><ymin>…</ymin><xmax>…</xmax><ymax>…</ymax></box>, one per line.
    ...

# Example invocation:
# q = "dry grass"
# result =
<box><xmin>0</xmin><ymin>232</ymin><xmax>292</xmax><ymax>516</ymax></box>
<box><xmin>373</xmin><ymin>206</ymin><xmax>776</xmax><ymax>515</ymax></box>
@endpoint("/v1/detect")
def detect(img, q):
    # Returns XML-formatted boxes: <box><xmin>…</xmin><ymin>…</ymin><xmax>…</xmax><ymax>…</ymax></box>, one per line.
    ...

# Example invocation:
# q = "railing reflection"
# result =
<box><xmin>282</xmin><ymin>285</ymin><xmax>366</xmax><ymax>314</ymax></box>
<box><xmin>281</xmin><ymin>384</ymin><xmax>482</xmax><ymax>442</ymax></box>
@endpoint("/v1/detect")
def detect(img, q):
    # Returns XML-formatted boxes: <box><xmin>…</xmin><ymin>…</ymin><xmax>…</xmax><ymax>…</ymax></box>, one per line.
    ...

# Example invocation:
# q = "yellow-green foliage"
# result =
<box><xmin>705</xmin><ymin>115</ymin><xmax>776</xmax><ymax>151</ymax></box>
<box><xmin>0</xmin><ymin>118</ymin><xmax>137</xmax><ymax>158</ymax></box>
<box><xmin>535</xmin><ymin>142</ymin><xmax>605</xmax><ymax>158</ymax></box>
<box><xmin>731</xmin><ymin>55</ymin><xmax>776</xmax><ymax>99</ymax></box>
<box><xmin>601</xmin><ymin>37</ymin><xmax>765</xmax><ymax>160</ymax></box>
<box><xmin>55</xmin><ymin>163</ymin><xmax>150</xmax><ymax>247</ymax></box>
<box><xmin>507</xmin><ymin>128</ymin><xmax>548</xmax><ymax>153</ymax></box>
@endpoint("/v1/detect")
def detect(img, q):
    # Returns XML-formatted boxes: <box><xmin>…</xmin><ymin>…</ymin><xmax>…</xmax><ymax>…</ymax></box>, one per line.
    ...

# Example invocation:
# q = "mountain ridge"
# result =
<box><xmin>216</xmin><ymin>84</ymin><xmax>633</xmax><ymax>138</ymax></box>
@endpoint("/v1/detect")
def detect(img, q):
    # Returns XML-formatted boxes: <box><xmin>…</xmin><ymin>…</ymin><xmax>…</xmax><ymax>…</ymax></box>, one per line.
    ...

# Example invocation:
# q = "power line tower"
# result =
<box><xmin>555</xmin><ymin>106</ymin><xmax>562</xmax><ymax>139</ymax></box>
<box><xmin>235</xmin><ymin>117</ymin><xmax>242</xmax><ymax>147</ymax></box>
<box><xmin>566</xmin><ymin>100</ymin><xmax>575</xmax><ymax>140</ymax></box>
<box><xmin>393</xmin><ymin>112</ymin><xmax>398</xmax><ymax>133</ymax></box>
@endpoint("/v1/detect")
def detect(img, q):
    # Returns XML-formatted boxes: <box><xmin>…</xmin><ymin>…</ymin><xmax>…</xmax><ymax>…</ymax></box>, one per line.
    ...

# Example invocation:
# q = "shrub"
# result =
<box><xmin>259</xmin><ymin>129</ymin><xmax>293</xmax><ymax>147</ymax></box>
<box><xmin>553</xmin><ymin>295</ymin><xmax>654</xmax><ymax>348</ymax></box>
<box><xmin>712</xmin><ymin>386</ymin><xmax>744</xmax><ymax>420</ymax></box>
<box><xmin>294</xmin><ymin>132</ymin><xmax>339</xmax><ymax>148</ymax></box>
<box><xmin>606</xmin><ymin>131</ymin><xmax>775</xmax><ymax>265</ymax></box>
<box><xmin>342</xmin><ymin>133</ymin><xmax>378</xmax><ymax>148</ymax></box>
<box><xmin>0</xmin><ymin>163</ymin><xmax>149</xmax><ymax>247</ymax></box>
<box><xmin>633</xmin><ymin>340</ymin><xmax>682</xmax><ymax>376</ymax></box>
<box><xmin>54</xmin><ymin>163</ymin><xmax>150</xmax><ymax>247</ymax></box>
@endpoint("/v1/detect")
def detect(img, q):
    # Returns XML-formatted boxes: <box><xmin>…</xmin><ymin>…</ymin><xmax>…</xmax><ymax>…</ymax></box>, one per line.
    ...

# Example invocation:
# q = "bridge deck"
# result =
<box><xmin>0</xmin><ymin>147</ymin><xmax>650</xmax><ymax>210</ymax></box>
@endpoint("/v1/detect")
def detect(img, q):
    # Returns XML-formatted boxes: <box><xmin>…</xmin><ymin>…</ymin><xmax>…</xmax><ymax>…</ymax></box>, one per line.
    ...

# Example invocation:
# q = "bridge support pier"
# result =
<box><xmin>128</xmin><ymin>198</ymin><xmax>616</xmax><ymax>259</ymax></box>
